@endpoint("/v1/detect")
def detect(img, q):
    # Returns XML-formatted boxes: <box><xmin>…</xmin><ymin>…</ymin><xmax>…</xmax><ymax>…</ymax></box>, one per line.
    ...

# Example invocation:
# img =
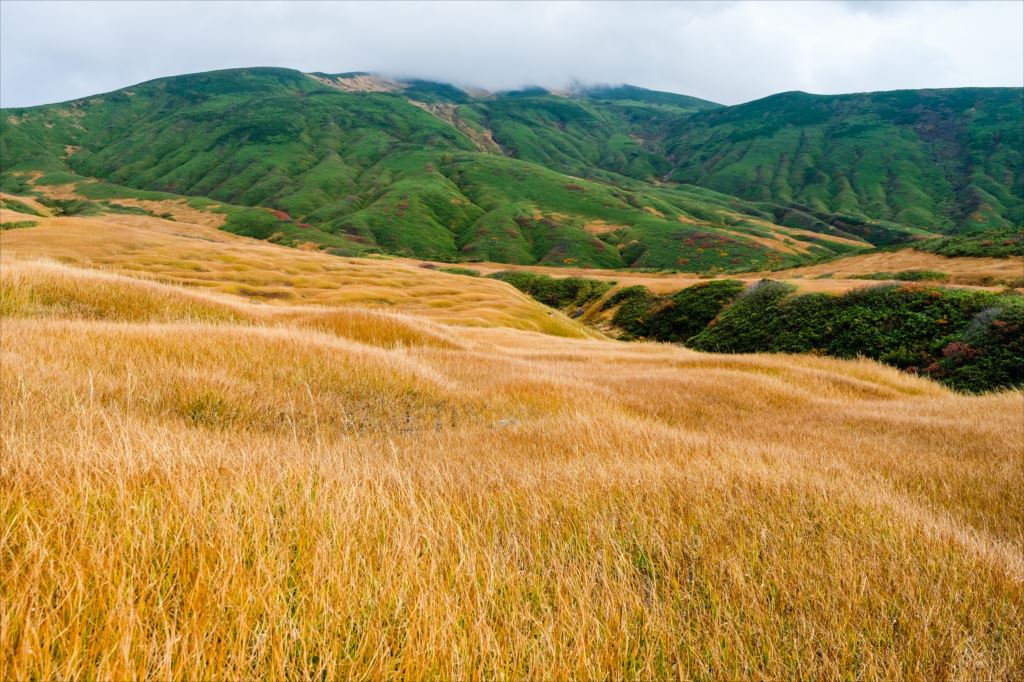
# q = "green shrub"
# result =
<box><xmin>938</xmin><ymin>303</ymin><xmax>1024</xmax><ymax>392</ymax></box>
<box><xmin>221</xmin><ymin>207</ymin><xmax>284</xmax><ymax>240</ymax></box>
<box><xmin>0</xmin><ymin>198</ymin><xmax>42</xmax><ymax>216</ymax></box>
<box><xmin>688</xmin><ymin>280</ymin><xmax>797</xmax><ymax>352</ymax></box>
<box><xmin>0</xmin><ymin>220</ymin><xmax>38</xmax><ymax>230</ymax></box>
<box><xmin>851</xmin><ymin>270</ymin><xmax>949</xmax><ymax>282</ymax></box>
<box><xmin>639</xmin><ymin>280</ymin><xmax>745</xmax><ymax>342</ymax></box>
<box><xmin>488</xmin><ymin>271</ymin><xmax>613</xmax><ymax>311</ymax></box>
<box><xmin>688</xmin><ymin>282</ymin><xmax>1024</xmax><ymax>393</ymax></box>
<box><xmin>100</xmin><ymin>202</ymin><xmax>154</xmax><ymax>216</ymax></box>
<box><xmin>604</xmin><ymin>286</ymin><xmax>657</xmax><ymax>336</ymax></box>
<box><xmin>438</xmin><ymin>267</ymin><xmax>481</xmax><ymax>277</ymax></box>
<box><xmin>37</xmin><ymin>198</ymin><xmax>102</xmax><ymax>217</ymax></box>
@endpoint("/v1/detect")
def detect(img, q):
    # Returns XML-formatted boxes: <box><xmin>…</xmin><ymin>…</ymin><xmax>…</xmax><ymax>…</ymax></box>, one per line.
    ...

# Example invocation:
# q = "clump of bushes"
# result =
<box><xmin>499</xmin><ymin>270</ymin><xmax>1023</xmax><ymax>392</ymax></box>
<box><xmin>0</xmin><ymin>197</ymin><xmax>43</xmax><ymax>216</ymax></box>
<box><xmin>687</xmin><ymin>280</ymin><xmax>797</xmax><ymax>353</ymax></box>
<box><xmin>439</xmin><ymin>267</ymin><xmax>481</xmax><ymax>277</ymax></box>
<box><xmin>913</xmin><ymin>230</ymin><xmax>1024</xmax><ymax>258</ymax></box>
<box><xmin>0</xmin><ymin>220</ymin><xmax>38</xmax><ymax>230</ymax></box>
<box><xmin>221</xmin><ymin>207</ymin><xmax>284</xmax><ymax>240</ymax></box>
<box><xmin>851</xmin><ymin>270</ymin><xmax>949</xmax><ymax>282</ymax></box>
<box><xmin>687</xmin><ymin>282</ymin><xmax>1023</xmax><ymax>393</ymax></box>
<box><xmin>488</xmin><ymin>271</ymin><xmax>613</xmax><ymax>311</ymax></box>
<box><xmin>38</xmin><ymin>197</ymin><xmax>102</xmax><ymax>217</ymax></box>
<box><xmin>99</xmin><ymin>202</ymin><xmax>154</xmax><ymax>216</ymax></box>
<box><xmin>604</xmin><ymin>286</ymin><xmax>657</xmax><ymax>336</ymax></box>
<box><xmin>599</xmin><ymin>280</ymin><xmax>746</xmax><ymax>341</ymax></box>
<box><xmin>636</xmin><ymin>280</ymin><xmax>746</xmax><ymax>342</ymax></box>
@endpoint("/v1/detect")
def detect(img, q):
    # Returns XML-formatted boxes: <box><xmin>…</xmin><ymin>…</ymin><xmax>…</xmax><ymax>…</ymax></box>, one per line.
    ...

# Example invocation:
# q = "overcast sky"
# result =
<box><xmin>1</xmin><ymin>0</ymin><xmax>1022</xmax><ymax>108</ymax></box>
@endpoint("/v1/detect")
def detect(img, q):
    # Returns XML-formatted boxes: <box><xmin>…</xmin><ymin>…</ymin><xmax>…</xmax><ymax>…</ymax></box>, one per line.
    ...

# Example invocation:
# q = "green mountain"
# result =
<box><xmin>663</xmin><ymin>88</ymin><xmax>1024</xmax><ymax>231</ymax></box>
<box><xmin>2</xmin><ymin>68</ymin><xmax>1020</xmax><ymax>270</ymax></box>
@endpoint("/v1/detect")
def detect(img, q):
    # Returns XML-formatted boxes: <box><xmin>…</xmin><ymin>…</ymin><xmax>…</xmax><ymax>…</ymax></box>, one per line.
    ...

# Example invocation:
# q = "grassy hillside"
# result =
<box><xmin>3</xmin><ymin>208</ymin><xmax>1023</xmax><ymax>679</ymax></box>
<box><xmin>0</xmin><ymin>202</ymin><xmax>591</xmax><ymax>337</ymax></box>
<box><xmin>457</xmin><ymin>84</ymin><xmax>717</xmax><ymax>181</ymax></box>
<box><xmin>4</xmin><ymin>67</ymin><xmax>957</xmax><ymax>271</ymax></box>
<box><xmin>664</xmin><ymin>88</ymin><xmax>1024</xmax><ymax>232</ymax></box>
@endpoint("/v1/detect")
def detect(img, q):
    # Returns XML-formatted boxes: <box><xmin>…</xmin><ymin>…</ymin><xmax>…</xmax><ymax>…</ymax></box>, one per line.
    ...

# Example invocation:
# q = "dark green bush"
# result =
<box><xmin>604</xmin><ymin>286</ymin><xmax>657</xmax><ymax>336</ymax></box>
<box><xmin>688</xmin><ymin>282</ymin><xmax>1024</xmax><ymax>392</ymax></box>
<box><xmin>0</xmin><ymin>197</ymin><xmax>42</xmax><ymax>216</ymax></box>
<box><xmin>488</xmin><ymin>271</ymin><xmax>613</xmax><ymax>310</ymax></box>
<box><xmin>687</xmin><ymin>280</ymin><xmax>797</xmax><ymax>352</ymax></box>
<box><xmin>438</xmin><ymin>267</ymin><xmax>481</xmax><ymax>277</ymax></box>
<box><xmin>38</xmin><ymin>198</ymin><xmax>102</xmax><ymax>217</ymax></box>
<box><xmin>851</xmin><ymin>270</ymin><xmax>949</xmax><ymax>282</ymax></box>
<box><xmin>935</xmin><ymin>303</ymin><xmax>1024</xmax><ymax>392</ymax></box>
<box><xmin>641</xmin><ymin>280</ymin><xmax>745</xmax><ymax>342</ymax></box>
<box><xmin>221</xmin><ymin>208</ymin><xmax>284</xmax><ymax>240</ymax></box>
<box><xmin>0</xmin><ymin>220</ymin><xmax>38</xmax><ymax>230</ymax></box>
<box><xmin>489</xmin><ymin>268</ymin><xmax>1023</xmax><ymax>392</ymax></box>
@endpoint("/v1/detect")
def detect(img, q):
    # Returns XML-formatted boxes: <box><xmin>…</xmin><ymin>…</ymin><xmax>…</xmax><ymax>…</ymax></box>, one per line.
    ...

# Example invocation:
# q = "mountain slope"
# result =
<box><xmin>3</xmin><ymin>69</ymin><xmax>1020</xmax><ymax>270</ymax></box>
<box><xmin>664</xmin><ymin>88</ymin><xmax>1024</xmax><ymax>231</ymax></box>
<box><xmin>1</xmin><ymin>68</ymin><xmax>878</xmax><ymax>271</ymax></box>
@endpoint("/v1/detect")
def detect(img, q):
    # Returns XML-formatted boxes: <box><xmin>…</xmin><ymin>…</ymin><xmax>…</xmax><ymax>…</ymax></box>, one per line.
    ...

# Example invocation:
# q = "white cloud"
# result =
<box><xmin>1</xmin><ymin>0</ymin><xmax>1021</xmax><ymax>108</ymax></box>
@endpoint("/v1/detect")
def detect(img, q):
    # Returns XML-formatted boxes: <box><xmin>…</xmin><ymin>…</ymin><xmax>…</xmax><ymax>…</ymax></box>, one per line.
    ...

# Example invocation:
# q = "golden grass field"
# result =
<box><xmin>401</xmin><ymin>249</ymin><xmax>1022</xmax><ymax>296</ymax></box>
<box><xmin>2</xmin><ymin>207</ymin><xmax>1023</xmax><ymax>679</ymax></box>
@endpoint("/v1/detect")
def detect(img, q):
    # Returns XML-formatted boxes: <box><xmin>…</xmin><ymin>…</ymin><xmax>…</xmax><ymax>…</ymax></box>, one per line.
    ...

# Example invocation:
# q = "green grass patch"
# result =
<box><xmin>438</xmin><ymin>267</ymin><xmax>481</xmax><ymax>277</ymax></box>
<box><xmin>851</xmin><ymin>270</ymin><xmax>949</xmax><ymax>282</ymax></box>
<box><xmin>0</xmin><ymin>197</ymin><xmax>43</xmax><ymax>216</ymax></box>
<box><xmin>0</xmin><ymin>220</ymin><xmax>38</xmax><ymax>230</ymax></box>
<box><xmin>488</xmin><ymin>271</ymin><xmax>613</xmax><ymax>312</ymax></box>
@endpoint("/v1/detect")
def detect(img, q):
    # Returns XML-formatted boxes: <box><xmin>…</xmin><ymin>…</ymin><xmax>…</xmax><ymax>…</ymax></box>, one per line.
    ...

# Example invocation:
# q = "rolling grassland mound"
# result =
<box><xmin>0</xmin><ymin>206</ymin><xmax>590</xmax><ymax>338</ymax></box>
<box><xmin>1</xmin><ymin>209</ymin><xmax>1022</xmax><ymax>678</ymax></box>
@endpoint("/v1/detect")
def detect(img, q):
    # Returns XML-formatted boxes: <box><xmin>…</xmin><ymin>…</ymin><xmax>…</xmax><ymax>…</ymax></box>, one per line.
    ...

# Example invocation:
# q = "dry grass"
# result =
<box><xmin>764</xmin><ymin>248</ymin><xmax>1024</xmax><ymax>287</ymax></box>
<box><xmin>0</xmin><ymin>210</ymin><xmax>590</xmax><ymax>338</ymax></box>
<box><xmin>2</xmin><ymin>212</ymin><xmax>1023</xmax><ymax>679</ymax></box>
<box><xmin>102</xmin><ymin>198</ymin><xmax>228</xmax><ymax>228</ymax></box>
<box><xmin>401</xmin><ymin>250</ymin><xmax>1017</xmax><ymax>296</ymax></box>
<box><xmin>0</xmin><ymin>193</ymin><xmax>52</xmax><ymax>217</ymax></box>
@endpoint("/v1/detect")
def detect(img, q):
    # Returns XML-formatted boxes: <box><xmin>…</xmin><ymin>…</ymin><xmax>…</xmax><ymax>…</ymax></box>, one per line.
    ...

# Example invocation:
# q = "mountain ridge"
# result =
<box><xmin>2</xmin><ymin>67</ymin><xmax>1020</xmax><ymax>270</ymax></box>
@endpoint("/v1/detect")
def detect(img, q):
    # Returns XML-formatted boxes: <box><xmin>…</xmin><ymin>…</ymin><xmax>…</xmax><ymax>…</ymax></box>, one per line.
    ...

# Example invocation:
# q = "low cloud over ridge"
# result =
<box><xmin>1</xmin><ymin>0</ymin><xmax>1022</xmax><ymax>108</ymax></box>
